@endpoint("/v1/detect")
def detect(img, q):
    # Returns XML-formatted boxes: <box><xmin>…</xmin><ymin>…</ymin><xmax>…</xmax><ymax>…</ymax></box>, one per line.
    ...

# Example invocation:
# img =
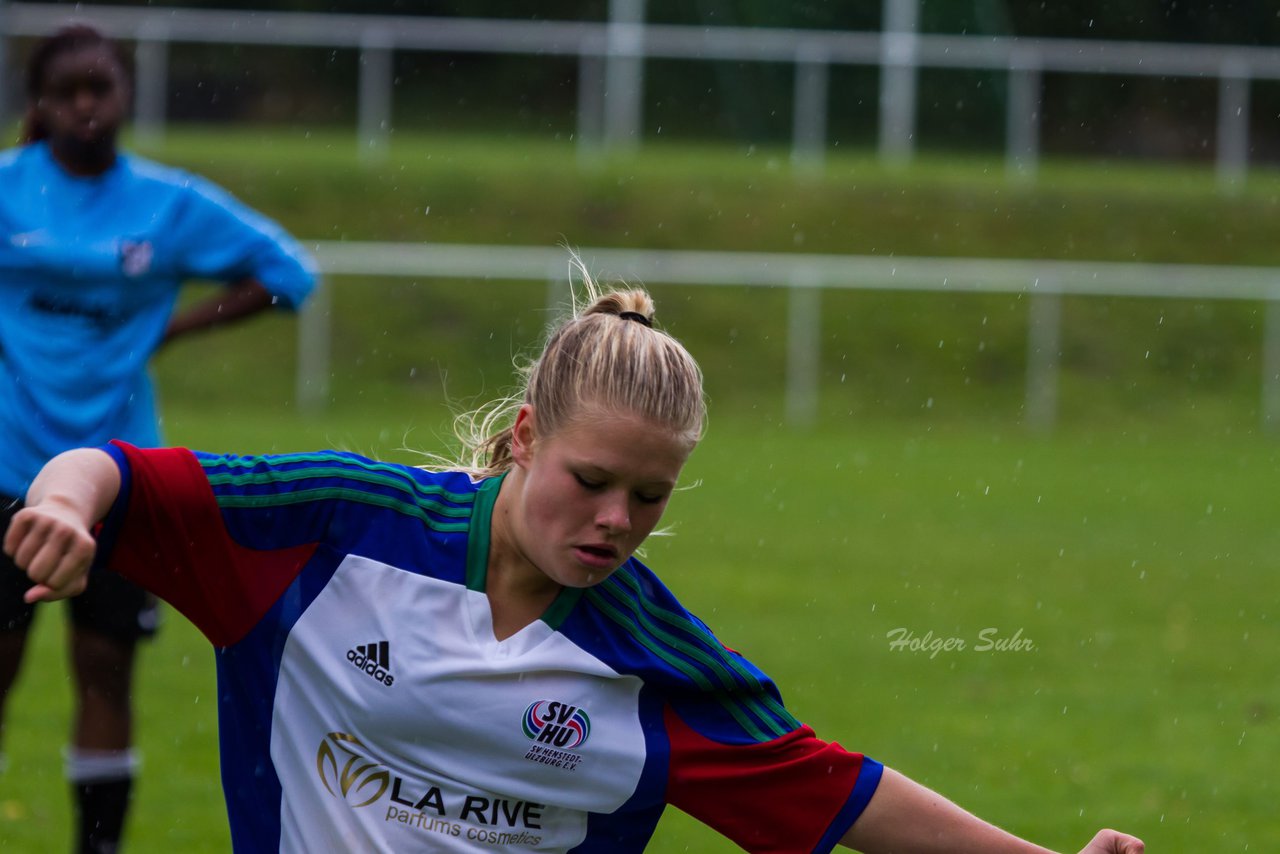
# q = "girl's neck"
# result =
<box><xmin>48</xmin><ymin>138</ymin><xmax>117</xmax><ymax>177</ymax></box>
<box><xmin>486</xmin><ymin>472</ymin><xmax>562</xmax><ymax>640</ymax></box>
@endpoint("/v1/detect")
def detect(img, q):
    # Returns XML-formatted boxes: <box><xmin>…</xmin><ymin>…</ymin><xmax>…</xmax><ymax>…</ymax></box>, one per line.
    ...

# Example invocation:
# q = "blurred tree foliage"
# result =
<box><xmin>9</xmin><ymin>0</ymin><xmax>1280</xmax><ymax>161</ymax></box>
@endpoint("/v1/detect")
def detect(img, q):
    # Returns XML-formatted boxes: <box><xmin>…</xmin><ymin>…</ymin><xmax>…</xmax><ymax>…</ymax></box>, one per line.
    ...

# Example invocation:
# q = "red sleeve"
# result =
<box><xmin>100</xmin><ymin>442</ymin><xmax>317</xmax><ymax>647</ymax></box>
<box><xmin>664</xmin><ymin>703</ymin><xmax>882</xmax><ymax>854</ymax></box>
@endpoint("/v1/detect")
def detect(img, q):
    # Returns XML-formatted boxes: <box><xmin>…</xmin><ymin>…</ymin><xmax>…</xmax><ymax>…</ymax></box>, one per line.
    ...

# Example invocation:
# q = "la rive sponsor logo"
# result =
<box><xmin>347</xmin><ymin>640</ymin><xmax>395</xmax><ymax>686</ymax></box>
<box><xmin>316</xmin><ymin>731</ymin><xmax>391</xmax><ymax>808</ymax></box>
<box><xmin>314</xmin><ymin>731</ymin><xmax>547</xmax><ymax>846</ymax></box>
<box><xmin>521</xmin><ymin>700</ymin><xmax>589</xmax><ymax>772</ymax></box>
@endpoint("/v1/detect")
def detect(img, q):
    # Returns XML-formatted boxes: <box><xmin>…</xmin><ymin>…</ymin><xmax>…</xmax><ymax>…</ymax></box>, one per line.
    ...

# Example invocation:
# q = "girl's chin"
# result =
<box><xmin>555</xmin><ymin>561</ymin><xmax>620</xmax><ymax>588</ymax></box>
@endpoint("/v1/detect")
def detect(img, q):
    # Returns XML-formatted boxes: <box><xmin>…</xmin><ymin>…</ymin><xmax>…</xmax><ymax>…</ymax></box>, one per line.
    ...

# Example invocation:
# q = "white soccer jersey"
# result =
<box><xmin>98</xmin><ymin>442</ymin><xmax>882</xmax><ymax>853</ymax></box>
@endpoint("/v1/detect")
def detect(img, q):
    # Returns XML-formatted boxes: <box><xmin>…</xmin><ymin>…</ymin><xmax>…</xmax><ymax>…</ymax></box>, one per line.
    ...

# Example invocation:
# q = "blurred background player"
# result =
<box><xmin>0</xmin><ymin>23</ymin><xmax>316</xmax><ymax>854</ymax></box>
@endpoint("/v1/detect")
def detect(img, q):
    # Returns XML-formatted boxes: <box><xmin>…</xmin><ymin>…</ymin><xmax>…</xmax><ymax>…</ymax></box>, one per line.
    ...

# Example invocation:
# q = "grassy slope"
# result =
<box><xmin>2</xmin><ymin>129</ymin><xmax>1277</xmax><ymax>850</ymax></box>
<box><xmin>144</xmin><ymin>127</ymin><xmax>1280</xmax><ymax>430</ymax></box>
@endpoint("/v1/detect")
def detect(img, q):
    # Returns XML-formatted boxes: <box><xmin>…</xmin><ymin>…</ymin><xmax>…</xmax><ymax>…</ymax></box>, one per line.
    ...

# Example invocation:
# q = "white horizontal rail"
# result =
<box><xmin>299</xmin><ymin>242</ymin><xmax>1280</xmax><ymax>432</ymax></box>
<box><xmin>8</xmin><ymin>5</ymin><xmax>1280</xmax><ymax>78</ymax></box>
<box><xmin>312</xmin><ymin>242</ymin><xmax>1280</xmax><ymax>300</ymax></box>
<box><xmin>3</xmin><ymin>4</ymin><xmax>1273</xmax><ymax>182</ymax></box>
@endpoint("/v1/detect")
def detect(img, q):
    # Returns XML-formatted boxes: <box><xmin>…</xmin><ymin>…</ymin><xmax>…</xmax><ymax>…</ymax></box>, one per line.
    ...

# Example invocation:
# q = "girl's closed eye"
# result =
<box><xmin>573</xmin><ymin>472</ymin><xmax>604</xmax><ymax>490</ymax></box>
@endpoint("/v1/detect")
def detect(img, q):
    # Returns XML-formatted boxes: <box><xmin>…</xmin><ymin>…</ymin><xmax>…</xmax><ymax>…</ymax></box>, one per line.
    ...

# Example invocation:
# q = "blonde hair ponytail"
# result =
<box><xmin>444</xmin><ymin>261</ymin><xmax>705</xmax><ymax>478</ymax></box>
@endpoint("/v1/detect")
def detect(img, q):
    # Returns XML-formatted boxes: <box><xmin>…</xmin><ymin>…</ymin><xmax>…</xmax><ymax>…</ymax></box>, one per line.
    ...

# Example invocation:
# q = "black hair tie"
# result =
<box><xmin>618</xmin><ymin>310</ymin><xmax>653</xmax><ymax>328</ymax></box>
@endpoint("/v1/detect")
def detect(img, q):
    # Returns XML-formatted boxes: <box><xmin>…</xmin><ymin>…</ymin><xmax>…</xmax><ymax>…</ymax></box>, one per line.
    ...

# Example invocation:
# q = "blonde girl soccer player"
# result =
<box><xmin>5</xmin><ymin>273</ymin><xmax>1142</xmax><ymax>853</ymax></box>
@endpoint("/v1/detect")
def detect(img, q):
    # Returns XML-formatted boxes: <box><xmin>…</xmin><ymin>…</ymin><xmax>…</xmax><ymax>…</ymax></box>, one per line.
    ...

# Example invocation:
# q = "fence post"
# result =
<box><xmin>604</xmin><ymin>0</ymin><xmax>645</xmax><ymax>151</ymax></box>
<box><xmin>1006</xmin><ymin>49</ymin><xmax>1042</xmax><ymax>181</ymax></box>
<box><xmin>1216</xmin><ymin>58</ymin><xmax>1250</xmax><ymax>192</ymax></box>
<box><xmin>358</xmin><ymin>27</ymin><xmax>394</xmax><ymax>164</ymax></box>
<box><xmin>786</xmin><ymin>274</ymin><xmax>822</xmax><ymax>427</ymax></box>
<box><xmin>879</xmin><ymin>0</ymin><xmax>919</xmax><ymax>165</ymax></box>
<box><xmin>791</xmin><ymin>42</ymin><xmax>829</xmax><ymax>174</ymax></box>
<box><xmin>1025</xmin><ymin>287</ymin><xmax>1062</xmax><ymax>431</ymax></box>
<box><xmin>545</xmin><ymin>275</ymin><xmax>572</xmax><ymax>319</ymax></box>
<box><xmin>133</xmin><ymin>21</ymin><xmax>170</xmax><ymax>146</ymax></box>
<box><xmin>1263</xmin><ymin>298</ymin><xmax>1280</xmax><ymax>433</ymax></box>
<box><xmin>297</xmin><ymin>277</ymin><xmax>332</xmax><ymax>413</ymax></box>
<box><xmin>576</xmin><ymin>43</ymin><xmax>605</xmax><ymax>159</ymax></box>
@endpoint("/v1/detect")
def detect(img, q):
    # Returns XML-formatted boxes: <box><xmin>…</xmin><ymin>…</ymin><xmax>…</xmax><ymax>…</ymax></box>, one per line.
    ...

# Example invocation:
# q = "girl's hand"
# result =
<box><xmin>1078</xmin><ymin>829</ymin><xmax>1145</xmax><ymax>854</ymax></box>
<box><xmin>3</xmin><ymin>502</ymin><xmax>96</xmax><ymax>602</ymax></box>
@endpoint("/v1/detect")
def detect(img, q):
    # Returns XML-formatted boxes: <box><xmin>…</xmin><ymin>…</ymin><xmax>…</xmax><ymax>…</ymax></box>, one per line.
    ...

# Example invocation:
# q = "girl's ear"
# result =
<box><xmin>510</xmin><ymin>404</ymin><xmax>537</xmax><ymax>468</ymax></box>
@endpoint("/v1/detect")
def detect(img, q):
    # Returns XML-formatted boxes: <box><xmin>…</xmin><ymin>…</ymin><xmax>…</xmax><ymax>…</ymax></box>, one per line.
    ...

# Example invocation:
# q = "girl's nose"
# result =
<box><xmin>595</xmin><ymin>494</ymin><xmax>631</xmax><ymax>533</ymax></box>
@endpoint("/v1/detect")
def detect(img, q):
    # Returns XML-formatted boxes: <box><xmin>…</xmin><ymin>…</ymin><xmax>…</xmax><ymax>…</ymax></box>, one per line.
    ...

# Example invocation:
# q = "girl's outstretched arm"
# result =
<box><xmin>841</xmin><ymin>767</ymin><xmax>1145</xmax><ymax>854</ymax></box>
<box><xmin>3</xmin><ymin>448</ymin><xmax>120</xmax><ymax>603</ymax></box>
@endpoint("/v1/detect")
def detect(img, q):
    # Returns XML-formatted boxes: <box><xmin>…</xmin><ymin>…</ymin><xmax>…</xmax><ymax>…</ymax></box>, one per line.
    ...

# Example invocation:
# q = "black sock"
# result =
<box><xmin>74</xmin><ymin>776</ymin><xmax>133</xmax><ymax>854</ymax></box>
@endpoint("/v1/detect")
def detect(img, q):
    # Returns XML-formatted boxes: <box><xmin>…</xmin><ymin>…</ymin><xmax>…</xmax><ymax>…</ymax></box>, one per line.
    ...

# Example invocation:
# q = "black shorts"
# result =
<box><xmin>0</xmin><ymin>495</ymin><xmax>159</xmax><ymax>642</ymax></box>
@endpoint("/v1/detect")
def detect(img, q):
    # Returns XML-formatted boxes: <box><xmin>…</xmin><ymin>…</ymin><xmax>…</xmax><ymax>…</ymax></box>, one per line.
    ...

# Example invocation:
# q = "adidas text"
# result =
<box><xmin>347</xmin><ymin>644</ymin><xmax>395</xmax><ymax>687</ymax></box>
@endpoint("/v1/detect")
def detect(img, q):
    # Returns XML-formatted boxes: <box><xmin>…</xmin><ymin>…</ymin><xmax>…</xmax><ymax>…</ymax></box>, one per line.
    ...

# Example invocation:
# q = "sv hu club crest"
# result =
<box><xmin>315</xmin><ymin>731</ymin><xmax>391</xmax><ymax>807</ymax></box>
<box><xmin>118</xmin><ymin>239</ymin><xmax>153</xmax><ymax>277</ymax></box>
<box><xmin>522</xmin><ymin>700</ymin><xmax>591</xmax><ymax>749</ymax></box>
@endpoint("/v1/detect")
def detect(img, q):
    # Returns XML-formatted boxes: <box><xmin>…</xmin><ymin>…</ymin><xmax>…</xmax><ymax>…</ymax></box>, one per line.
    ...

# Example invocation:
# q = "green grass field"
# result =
<box><xmin>2</xmin><ymin>128</ymin><xmax>1278</xmax><ymax>851</ymax></box>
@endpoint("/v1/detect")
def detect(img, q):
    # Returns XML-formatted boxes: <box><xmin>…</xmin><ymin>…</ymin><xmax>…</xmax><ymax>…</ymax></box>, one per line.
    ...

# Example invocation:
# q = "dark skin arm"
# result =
<box><xmin>161</xmin><ymin>278</ymin><xmax>277</xmax><ymax>347</ymax></box>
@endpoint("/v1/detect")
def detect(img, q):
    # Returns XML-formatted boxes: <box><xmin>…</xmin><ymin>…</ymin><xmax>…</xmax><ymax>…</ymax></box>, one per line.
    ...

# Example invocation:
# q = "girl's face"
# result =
<box><xmin>505</xmin><ymin>405</ymin><xmax>694</xmax><ymax>589</ymax></box>
<box><xmin>35</xmin><ymin>45</ymin><xmax>129</xmax><ymax>169</ymax></box>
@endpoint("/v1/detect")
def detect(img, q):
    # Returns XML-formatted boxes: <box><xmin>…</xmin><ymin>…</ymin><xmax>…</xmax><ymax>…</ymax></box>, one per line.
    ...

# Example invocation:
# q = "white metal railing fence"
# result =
<box><xmin>301</xmin><ymin>242</ymin><xmax>1280</xmax><ymax>430</ymax></box>
<box><xmin>1</xmin><ymin>1</ymin><xmax>1277</xmax><ymax>186</ymax></box>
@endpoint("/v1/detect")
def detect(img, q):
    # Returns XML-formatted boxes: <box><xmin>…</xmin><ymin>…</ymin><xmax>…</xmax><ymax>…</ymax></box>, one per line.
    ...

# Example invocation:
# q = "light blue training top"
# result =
<box><xmin>0</xmin><ymin>141</ymin><xmax>317</xmax><ymax>497</ymax></box>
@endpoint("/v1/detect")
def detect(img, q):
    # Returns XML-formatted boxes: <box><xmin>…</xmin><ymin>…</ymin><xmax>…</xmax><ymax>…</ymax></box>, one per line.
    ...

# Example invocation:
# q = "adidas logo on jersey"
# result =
<box><xmin>347</xmin><ymin>640</ymin><xmax>395</xmax><ymax>687</ymax></box>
